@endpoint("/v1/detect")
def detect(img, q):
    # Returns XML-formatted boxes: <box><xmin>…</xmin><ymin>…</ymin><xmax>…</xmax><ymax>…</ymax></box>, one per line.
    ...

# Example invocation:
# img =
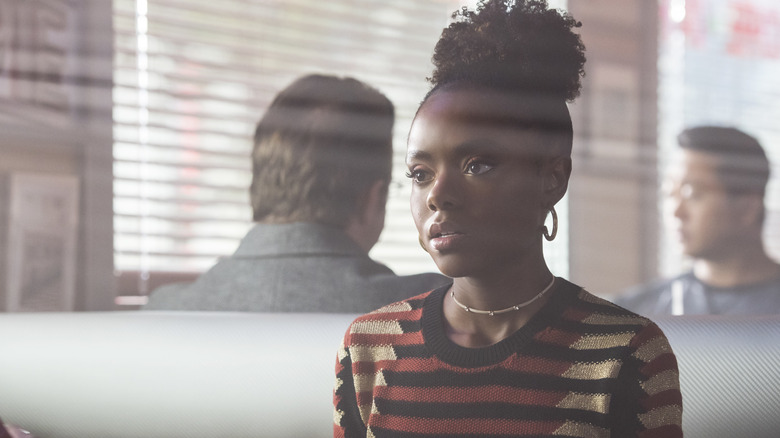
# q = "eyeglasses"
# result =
<box><xmin>662</xmin><ymin>180</ymin><xmax>724</xmax><ymax>201</ymax></box>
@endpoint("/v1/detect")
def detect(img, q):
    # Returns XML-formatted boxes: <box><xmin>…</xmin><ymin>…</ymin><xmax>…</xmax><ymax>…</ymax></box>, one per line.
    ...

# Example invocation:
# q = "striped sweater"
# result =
<box><xmin>333</xmin><ymin>279</ymin><xmax>683</xmax><ymax>437</ymax></box>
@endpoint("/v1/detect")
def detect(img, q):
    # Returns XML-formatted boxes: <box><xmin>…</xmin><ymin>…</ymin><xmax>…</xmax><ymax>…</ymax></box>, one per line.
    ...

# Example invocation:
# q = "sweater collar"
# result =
<box><xmin>421</xmin><ymin>278</ymin><xmax>580</xmax><ymax>367</ymax></box>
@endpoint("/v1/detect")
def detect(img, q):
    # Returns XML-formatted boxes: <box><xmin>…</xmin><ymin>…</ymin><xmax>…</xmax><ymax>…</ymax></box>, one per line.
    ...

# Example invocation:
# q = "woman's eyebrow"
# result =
<box><xmin>406</xmin><ymin>140</ymin><xmax>514</xmax><ymax>164</ymax></box>
<box><xmin>405</xmin><ymin>149</ymin><xmax>432</xmax><ymax>163</ymax></box>
<box><xmin>405</xmin><ymin>149</ymin><xmax>439</xmax><ymax>168</ymax></box>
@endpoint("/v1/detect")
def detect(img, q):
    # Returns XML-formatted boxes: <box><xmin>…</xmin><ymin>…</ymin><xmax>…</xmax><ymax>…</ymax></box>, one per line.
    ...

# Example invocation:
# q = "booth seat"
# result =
<box><xmin>1</xmin><ymin>312</ymin><xmax>779</xmax><ymax>438</ymax></box>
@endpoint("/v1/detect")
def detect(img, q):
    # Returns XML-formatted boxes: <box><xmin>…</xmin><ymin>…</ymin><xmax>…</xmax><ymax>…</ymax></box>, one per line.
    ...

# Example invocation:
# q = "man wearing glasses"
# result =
<box><xmin>616</xmin><ymin>126</ymin><xmax>780</xmax><ymax>315</ymax></box>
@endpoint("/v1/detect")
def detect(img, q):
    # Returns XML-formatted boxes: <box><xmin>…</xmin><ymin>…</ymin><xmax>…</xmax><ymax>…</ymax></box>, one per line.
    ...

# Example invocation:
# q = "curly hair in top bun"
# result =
<box><xmin>417</xmin><ymin>0</ymin><xmax>586</xmax><ymax>159</ymax></box>
<box><xmin>429</xmin><ymin>0</ymin><xmax>585</xmax><ymax>102</ymax></box>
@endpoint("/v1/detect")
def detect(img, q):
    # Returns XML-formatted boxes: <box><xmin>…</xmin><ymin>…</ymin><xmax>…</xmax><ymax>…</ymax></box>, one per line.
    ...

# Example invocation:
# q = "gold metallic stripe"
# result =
<box><xmin>353</xmin><ymin>370</ymin><xmax>388</xmax><ymax>394</ymax></box>
<box><xmin>562</xmin><ymin>360</ymin><xmax>622</xmax><ymax>380</ymax></box>
<box><xmin>337</xmin><ymin>343</ymin><xmax>349</xmax><ymax>362</ymax></box>
<box><xmin>632</xmin><ymin>336</ymin><xmax>673</xmax><ymax>363</ymax></box>
<box><xmin>352</xmin><ymin>375</ymin><xmax>374</xmax><ymax>394</ymax></box>
<box><xmin>582</xmin><ymin>313</ymin><xmax>647</xmax><ymax>326</ymax></box>
<box><xmin>372</xmin><ymin>301</ymin><xmax>413</xmax><ymax>313</ymax></box>
<box><xmin>359</xmin><ymin>402</ymin><xmax>372</xmax><ymax>426</ymax></box>
<box><xmin>362</xmin><ymin>400</ymin><xmax>383</xmax><ymax>426</ymax></box>
<box><xmin>333</xmin><ymin>405</ymin><xmax>344</xmax><ymax>426</ymax></box>
<box><xmin>556</xmin><ymin>392</ymin><xmax>611</xmax><ymax>414</ymax></box>
<box><xmin>577</xmin><ymin>290</ymin><xmax>616</xmax><ymax>307</ymax></box>
<box><xmin>571</xmin><ymin>332</ymin><xmax>635</xmax><ymax>350</ymax></box>
<box><xmin>350</xmin><ymin>344</ymin><xmax>397</xmax><ymax>362</ymax></box>
<box><xmin>376</xmin><ymin>370</ymin><xmax>388</xmax><ymax>387</ymax></box>
<box><xmin>639</xmin><ymin>405</ymin><xmax>683</xmax><ymax>429</ymax></box>
<box><xmin>553</xmin><ymin>420</ymin><xmax>610</xmax><ymax>437</ymax></box>
<box><xmin>641</xmin><ymin>369</ymin><xmax>681</xmax><ymax>396</ymax></box>
<box><xmin>351</xmin><ymin>319</ymin><xmax>404</xmax><ymax>335</ymax></box>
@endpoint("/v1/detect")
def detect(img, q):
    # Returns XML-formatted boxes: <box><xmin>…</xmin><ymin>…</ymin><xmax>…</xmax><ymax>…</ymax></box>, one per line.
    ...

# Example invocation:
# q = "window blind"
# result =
<box><xmin>112</xmin><ymin>0</ymin><xmax>571</xmax><ymax>294</ymax></box>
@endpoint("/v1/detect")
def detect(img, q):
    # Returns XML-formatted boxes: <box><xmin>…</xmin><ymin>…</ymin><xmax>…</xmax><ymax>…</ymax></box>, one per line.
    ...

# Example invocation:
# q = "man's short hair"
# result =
<box><xmin>677</xmin><ymin>126</ymin><xmax>770</xmax><ymax>196</ymax></box>
<box><xmin>250</xmin><ymin>74</ymin><xmax>394</xmax><ymax>226</ymax></box>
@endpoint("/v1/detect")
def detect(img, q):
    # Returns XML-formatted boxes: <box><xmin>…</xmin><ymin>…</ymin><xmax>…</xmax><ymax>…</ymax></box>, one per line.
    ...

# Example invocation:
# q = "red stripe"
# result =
<box><xmin>561</xmin><ymin>307</ymin><xmax>591</xmax><ymax>322</ymax></box>
<box><xmin>630</xmin><ymin>323</ymin><xmax>664</xmax><ymax>349</ymax></box>
<box><xmin>503</xmin><ymin>355</ymin><xmax>574</xmax><ymax>375</ymax></box>
<box><xmin>356</xmin><ymin>390</ymin><xmax>374</xmax><ymax>407</ymax></box>
<box><xmin>354</xmin><ymin>356</ymin><xmax>506</xmax><ymax>374</ymax></box>
<box><xmin>352</xmin><ymin>360</ymin><xmax>378</xmax><ymax>375</ymax></box>
<box><xmin>374</xmin><ymin>384</ymin><xmax>568</xmax><ymax>406</ymax></box>
<box><xmin>640</xmin><ymin>389</ymin><xmax>683</xmax><ymax>412</ymax></box>
<box><xmin>639</xmin><ymin>424</ymin><xmax>683</xmax><ymax>438</ymax></box>
<box><xmin>394</xmin><ymin>356</ymin><xmax>500</xmax><ymax>373</ymax></box>
<box><xmin>352</xmin><ymin>355</ymin><xmax>574</xmax><ymax>376</ymax></box>
<box><xmin>535</xmin><ymin>327</ymin><xmax>583</xmax><ymax>347</ymax></box>
<box><xmin>353</xmin><ymin>358</ymin><xmax>424</xmax><ymax>375</ymax></box>
<box><xmin>333</xmin><ymin>392</ymin><xmax>342</xmax><ymax>407</ymax></box>
<box><xmin>640</xmin><ymin>352</ymin><xmax>679</xmax><ymax>377</ymax></box>
<box><xmin>370</xmin><ymin>414</ymin><xmax>564</xmax><ymax>435</ymax></box>
<box><xmin>349</xmin><ymin>331</ymin><xmax>422</xmax><ymax>346</ymax></box>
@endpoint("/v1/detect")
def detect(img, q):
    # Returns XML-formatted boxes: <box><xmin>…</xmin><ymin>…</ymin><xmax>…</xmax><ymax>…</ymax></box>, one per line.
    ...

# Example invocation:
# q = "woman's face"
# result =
<box><xmin>407</xmin><ymin>87</ymin><xmax>553</xmax><ymax>279</ymax></box>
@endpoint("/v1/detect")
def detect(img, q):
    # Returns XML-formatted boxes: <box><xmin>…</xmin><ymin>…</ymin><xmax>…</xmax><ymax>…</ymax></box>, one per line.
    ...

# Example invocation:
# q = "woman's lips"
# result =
<box><xmin>429</xmin><ymin>231</ymin><xmax>466</xmax><ymax>251</ymax></box>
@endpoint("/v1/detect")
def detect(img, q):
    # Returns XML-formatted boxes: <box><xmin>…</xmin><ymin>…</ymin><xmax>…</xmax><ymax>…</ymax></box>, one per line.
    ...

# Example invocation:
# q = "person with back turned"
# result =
<box><xmin>145</xmin><ymin>74</ymin><xmax>449</xmax><ymax>313</ymax></box>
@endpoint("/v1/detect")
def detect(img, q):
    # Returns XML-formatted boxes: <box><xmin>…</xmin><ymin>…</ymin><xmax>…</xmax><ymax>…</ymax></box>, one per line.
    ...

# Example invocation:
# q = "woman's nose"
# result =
<box><xmin>426</xmin><ymin>171</ymin><xmax>460</xmax><ymax>211</ymax></box>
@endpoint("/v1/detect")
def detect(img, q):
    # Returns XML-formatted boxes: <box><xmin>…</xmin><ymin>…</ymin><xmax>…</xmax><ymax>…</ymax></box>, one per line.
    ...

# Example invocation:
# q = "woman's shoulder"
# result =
<box><xmin>563</xmin><ymin>285</ymin><xmax>676</xmax><ymax>356</ymax></box>
<box><xmin>341</xmin><ymin>288</ymin><xmax>437</xmax><ymax>345</ymax></box>
<box><xmin>569</xmin><ymin>285</ymin><xmax>656</xmax><ymax>324</ymax></box>
<box><xmin>558</xmin><ymin>283</ymin><xmax>673</xmax><ymax>344</ymax></box>
<box><xmin>370</xmin><ymin>290</ymin><xmax>431</xmax><ymax>315</ymax></box>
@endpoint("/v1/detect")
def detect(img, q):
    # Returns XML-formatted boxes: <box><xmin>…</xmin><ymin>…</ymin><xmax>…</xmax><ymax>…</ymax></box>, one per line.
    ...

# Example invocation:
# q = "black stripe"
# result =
<box><xmin>609</xmin><ymin>354</ymin><xmax>647</xmax><ymax>436</ymax></box>
<box><xmin>392</xmin><ymin>334</ymin><xmax>633</xmax><ymax>383</ymax></box>
<box><xmin>398</xmin><ymin>319</ymin><xmax>422</xmax><ymax>334</ymax></box>
<box><xmin>407</xmin><ymin>295</ymin><xmax>430</xmax><ymax>310</ymax></box>
<box><xmin>371</xmin><ymin>427</ymin><xmax>582</xmax><ymax>438</ymax></box>
<box><xmin>573</xmin><ymin>298</ymin><xmax>648</xmax><ymax>318</ymax></box>
<box><xmin>524</xmin><ymin>340</ymin><xmax>631</xmax><ymax>363</ymax></box>
<box><xmin>556</xmin><ymin>318</ymin><xmax>646</xmax><ymax>335</ymax></box>
<box><xmin>374</xmin><ymin>399</ymin><xmax>609</xmax><ymax>427</ymax></box>
<box><xmin>334</xmin><ymin>350</ymin><xmax>368</xmax><ymax>436</ymax></box>
<box><xmin>393</xmin><ymin>344</ymin><xmax>432</xmax><ymax>359</ymax></box>
<box><xmin>383</xmin><ymin>368</ymin><xmax>616</xmax><ymax>394</ymax></box>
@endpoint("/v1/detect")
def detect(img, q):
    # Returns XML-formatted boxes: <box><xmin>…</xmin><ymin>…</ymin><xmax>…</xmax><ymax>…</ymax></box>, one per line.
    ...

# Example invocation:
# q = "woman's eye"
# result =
<box><xmin>465</xmin><ymin>161</ymin><xmax>494</xmax><ymax>176</ymax></box>
<box><xmin>405</xmin><ymin>169</ymin><xmax>432</xmax><ymax>183</ymax></box>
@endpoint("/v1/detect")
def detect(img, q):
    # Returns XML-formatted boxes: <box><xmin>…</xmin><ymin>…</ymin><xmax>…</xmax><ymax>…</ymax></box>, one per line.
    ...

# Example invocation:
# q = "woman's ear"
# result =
<box><xmin>544</xmin><ymin>156</ymin><xmax>572</xmax><ymax>205</ymax></box>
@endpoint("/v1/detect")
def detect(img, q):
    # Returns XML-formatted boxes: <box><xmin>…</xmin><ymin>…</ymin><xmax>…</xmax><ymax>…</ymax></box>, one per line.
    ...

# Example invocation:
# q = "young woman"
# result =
<box><xmin>334</xmin><ymin>1</ymin><xmax>683</xmax><ymax>436</ymax></box>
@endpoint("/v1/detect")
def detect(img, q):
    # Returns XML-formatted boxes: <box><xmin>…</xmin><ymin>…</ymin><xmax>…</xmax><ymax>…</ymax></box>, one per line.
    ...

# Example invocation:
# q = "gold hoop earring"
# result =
<box><xmin>543</xmin><ymin>207</ymin><xmax>558</xmax><ymax>241</ymax></box>
<box><xmin>419</xmin><ymin>236</ymin><xmax>428</xmax><ymax>253</ymax></box>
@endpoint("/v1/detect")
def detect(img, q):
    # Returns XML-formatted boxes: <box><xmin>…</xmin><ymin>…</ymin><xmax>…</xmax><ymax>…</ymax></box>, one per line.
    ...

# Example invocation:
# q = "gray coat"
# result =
<box><xmin>144</xmin><ymin>222</ymin><xmax>450</xmax><ymax>313</ymax></box>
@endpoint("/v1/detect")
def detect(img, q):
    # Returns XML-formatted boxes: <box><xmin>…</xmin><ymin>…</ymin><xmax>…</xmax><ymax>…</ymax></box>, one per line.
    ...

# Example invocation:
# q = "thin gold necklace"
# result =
<box><xmin>450</xmin><ymin>277</ymin><xmax>556</xmax><ymax>316</ymax></box>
